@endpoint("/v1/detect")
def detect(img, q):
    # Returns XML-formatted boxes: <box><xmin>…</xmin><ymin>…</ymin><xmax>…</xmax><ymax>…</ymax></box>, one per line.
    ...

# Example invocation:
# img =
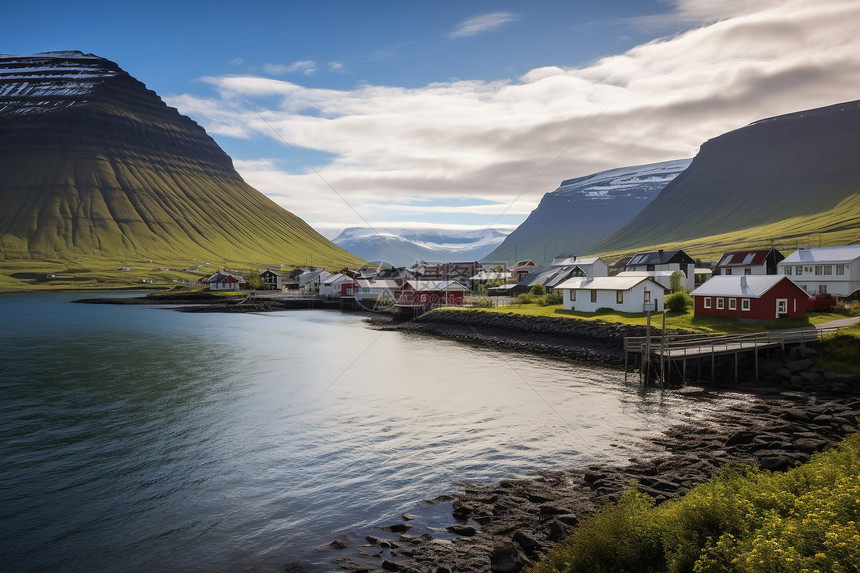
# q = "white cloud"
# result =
<box><xmin>170</xmin><ymin>0</ymin><xmax>860</xmax><ymax>235</ymax></box>
<box><xmin>449</xmin><ymin>11</ymin><xmax>518</xmax><ymax>38</ymax></box>
<box><xmin>264</xmin><ymin>60</ymin><xmax>317</xmax><ymax>76</ymax></box>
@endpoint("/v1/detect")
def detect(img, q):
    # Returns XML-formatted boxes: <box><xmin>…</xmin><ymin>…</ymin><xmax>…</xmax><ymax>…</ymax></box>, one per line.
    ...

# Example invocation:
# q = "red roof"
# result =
<box><xmin>717</xmin><ymin>249</ymin><xmax>771</xmax><ymax>267</ymax></box>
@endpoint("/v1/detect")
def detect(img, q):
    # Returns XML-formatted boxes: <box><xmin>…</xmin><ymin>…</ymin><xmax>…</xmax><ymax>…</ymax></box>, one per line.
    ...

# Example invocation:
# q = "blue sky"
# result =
<box><xmin>5</xmin><ymin>0</ymin><xmax>860</xmax><ymax>238</ymax></box>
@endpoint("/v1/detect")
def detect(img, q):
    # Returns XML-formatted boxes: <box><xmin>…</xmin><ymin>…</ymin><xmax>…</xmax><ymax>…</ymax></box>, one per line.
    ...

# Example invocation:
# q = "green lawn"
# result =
<box><xmin>453</xmin><ymin>303</ymin><xmax>846</xmax><ymax>335</ymax></box>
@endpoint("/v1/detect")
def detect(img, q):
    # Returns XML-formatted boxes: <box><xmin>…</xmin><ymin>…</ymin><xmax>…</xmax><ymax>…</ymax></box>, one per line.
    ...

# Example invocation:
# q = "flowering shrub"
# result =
<box><xmin>528</xmin><ymin>433</ymin><xmax>860</xmax><ymax>573</ymax></box>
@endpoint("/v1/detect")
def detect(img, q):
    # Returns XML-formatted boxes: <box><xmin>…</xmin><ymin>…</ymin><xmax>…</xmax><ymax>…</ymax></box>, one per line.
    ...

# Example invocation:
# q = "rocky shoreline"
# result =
<box><xmin>313</xmin><ymin>385</ymin><xmax>859</xmax><ymax>573</ymax></box>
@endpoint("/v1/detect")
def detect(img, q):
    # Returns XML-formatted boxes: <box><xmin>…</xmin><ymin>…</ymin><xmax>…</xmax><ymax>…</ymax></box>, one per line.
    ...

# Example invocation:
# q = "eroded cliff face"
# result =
<box><xmin>0</xmin><ymin>51</ymin><xmax>360</xmax><ymax>268</ymax></box>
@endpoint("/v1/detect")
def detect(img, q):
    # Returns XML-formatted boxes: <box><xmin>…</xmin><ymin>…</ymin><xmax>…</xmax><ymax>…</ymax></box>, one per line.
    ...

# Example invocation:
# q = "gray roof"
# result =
<box><xmin>691</xmin><ymin>275</ymin><xmax>800</xmax><ymax>298</ymax></box>
<box><xmin>781</xmin><ymin>245</ymin><xmax>860</xmax><ymax>264</ymax></box>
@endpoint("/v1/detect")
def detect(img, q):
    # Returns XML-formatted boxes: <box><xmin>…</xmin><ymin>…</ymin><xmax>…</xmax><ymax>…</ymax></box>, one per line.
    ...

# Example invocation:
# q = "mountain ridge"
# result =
<box><xmin>483</xmin><ymin>159</ymin><xmax>692</xmax><ymax>265</ymax></box>
<box><xmin>0</xmin><ymin>51</ymin><xmax>361</xmax><ymax>278</ymax></box>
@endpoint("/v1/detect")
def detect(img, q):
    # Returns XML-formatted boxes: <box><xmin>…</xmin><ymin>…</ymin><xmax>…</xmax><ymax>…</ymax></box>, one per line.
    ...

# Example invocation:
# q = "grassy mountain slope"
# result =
<box><xmin>588</xmin><ymin>100</ymin><xmax>860</xmax><ymax>259</ymax></box>
<box><xmin>0</xmin><ymin>52</ymin><xmax>361</xmax><ymax>288</ymax></box>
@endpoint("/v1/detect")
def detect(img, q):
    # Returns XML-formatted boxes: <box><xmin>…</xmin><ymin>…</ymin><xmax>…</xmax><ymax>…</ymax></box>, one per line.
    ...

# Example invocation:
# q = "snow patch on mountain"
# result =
<box><xmin>333</xmin><ymin>227</ymin><xmax>509</xmax><ymax>266</ymax></box>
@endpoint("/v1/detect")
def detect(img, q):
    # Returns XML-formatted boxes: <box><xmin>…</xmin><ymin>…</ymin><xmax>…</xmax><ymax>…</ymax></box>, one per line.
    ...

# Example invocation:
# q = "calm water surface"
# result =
<box><xmin>0</xmin><ymin>293</ymin><xmax>741</xmax><ymax>572</ymax></box>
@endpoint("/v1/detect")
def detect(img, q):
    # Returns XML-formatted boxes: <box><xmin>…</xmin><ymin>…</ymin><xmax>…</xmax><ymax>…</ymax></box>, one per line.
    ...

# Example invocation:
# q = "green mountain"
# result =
<box><xmin>482</xmin><ymin>159</ymin><xmax>691</xmax><ymax>266</ymax></box>
<box><xmin>0</xmin><ymin>51</ymin><xmax>361</xmax><ymax>286</ymax></box>
<box><xmin>588</xmin><ymin>100</ymin><xmax>860</xmax><ymax>258</ymax></box>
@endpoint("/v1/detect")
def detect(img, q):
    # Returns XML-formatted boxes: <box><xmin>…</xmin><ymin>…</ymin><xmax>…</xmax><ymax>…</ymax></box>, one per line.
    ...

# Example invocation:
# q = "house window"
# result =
<box><xmin>777</xmin><ymin>298</ymin><xmax>788</xmax><ymax>315</ymax></box>
<box><xmin>741</xmin><ymin>298</ymin><xmax>750</xmax><ymax>311</ymax></box>
<box><xmin>784</xmin><ymin>266</ymin><xmax>792</xmax><ymax>275</ymax></box>
<box><xmin>716</xmin><ymin>297</ymin><xmax>725</xmax><ymax>310</ymax></box>
<box><xmin>725</xmin><ymin>268</ymin><xmax>732</xmax><ymax>275</ymax></box>
<box><xmin>729</xmin><ymin>298</ymin><xmax>737</xmax><ymax>310</ymax></box>
<box><xmin>823</xmin><ymin>265</ymin><xmax>832</xmax><ymax>275</ymax></box>
<box><xmin>644</xmin><ymin>290</ymin><xmax>652</xmax><ymax>303</ymax></box>
<box><xmin>819</xmin><ymin>285</ymin><xmax>827</xmax><ymax>294</ymax></box>
<box><xmin>814</xmin><ymin>265</ymin><xmax>822</xmax><ymax>275</ymax></box>
<box><xmin>704</xmin><ymin>297</ymin><xmax>712</xmax><ymax>309</ymax></box>
<box><xmin>836</xmin><ymin>264</ymin><xmax>845</xmax><ymax>275</ymax></box>
<box><xmin>616</xmin><ymin>290</ymin><xmax>624</xmax><ymax>304</ymax></box>
<box><xmin>796</xmin><ymin>266</ymin><xmax>804</xmax><ymax>275</ymax></box>
<box><xmin>744</xmin><ymin>268</ymin><xmax>752</xmax><ymax>275</ymax></box>
<box><xmin>569</xmin><ymin>289</ymin><xmax>576</xmax><ymax>302</ymax></box>
<box><xmin>590</xmin><ymin>290</ymin><xmax>597</xmax><ymax>303</ymax></box>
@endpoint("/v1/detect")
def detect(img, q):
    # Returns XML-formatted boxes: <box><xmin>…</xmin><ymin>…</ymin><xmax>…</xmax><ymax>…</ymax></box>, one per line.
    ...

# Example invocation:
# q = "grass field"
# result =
<box><xmin>444</xmin><ymin>302</ymin><xmax>846</xmax><ymax>334</ymax></box>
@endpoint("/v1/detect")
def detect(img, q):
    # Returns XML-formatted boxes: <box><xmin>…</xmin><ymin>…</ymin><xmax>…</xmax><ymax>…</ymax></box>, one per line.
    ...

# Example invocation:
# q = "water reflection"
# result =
<box><xmin>0</xmin><ymin>295</ymin><xmax>741</xmax><ymax>572</ymax></box>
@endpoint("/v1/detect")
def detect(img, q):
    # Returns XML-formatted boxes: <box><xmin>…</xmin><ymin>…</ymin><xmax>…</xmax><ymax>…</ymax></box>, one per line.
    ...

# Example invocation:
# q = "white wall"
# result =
<box><xmin>563</xmin><ymin>283</ymin><xmax>664</xmax><ymax>313</ymax></box>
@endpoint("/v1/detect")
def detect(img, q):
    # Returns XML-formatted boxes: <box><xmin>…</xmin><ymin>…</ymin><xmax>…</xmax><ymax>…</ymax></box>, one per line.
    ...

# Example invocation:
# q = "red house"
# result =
<box><xmin>395</xmin><ymin>280</ymin><xmax>468</xmax><ymax>312</ymax></box>
<box><xmin>691</xmin><ymin>275</ymin><xmax>808</xmax><ymax>319</ymax></box>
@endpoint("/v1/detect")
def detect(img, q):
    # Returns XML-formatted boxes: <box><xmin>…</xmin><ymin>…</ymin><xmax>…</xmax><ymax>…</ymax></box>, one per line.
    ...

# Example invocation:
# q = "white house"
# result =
<box><xmin>777</xmin><ymin>245</ymin><xmax>860</xmax><ymax>296</ymax></box>
<box><xmin>299</xmin><ymin>270</ymin><xmax>332</xmax><ymax>294</ymax></box>
<box><xmin>354</xmin><ymin>277</ymin><xmax>401</xmax><ymax>310</ymax></box>
<box><xmin>550</xmin><ymin>256</ymin><xmax>609</xmax><ymax>278</ymax></box>
<box><xmin>556</xmin><ymin>276</ymin><xmax>665</xmax><ymax>313</ymax></box>
<box><xmin>319</xmin><ymin>273</ymin><xmax>352</xmax><ymax>299</ymax></box>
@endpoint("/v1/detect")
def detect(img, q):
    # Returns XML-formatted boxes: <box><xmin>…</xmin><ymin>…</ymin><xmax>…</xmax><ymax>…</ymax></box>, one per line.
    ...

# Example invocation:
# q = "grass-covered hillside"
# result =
<box><xmin>0</xmin><ymin>52</ymin><xmax>362</xmax><ymax>289</ymax></box>
<box><xmin>588</xmin><ymin>100</ymin><xmax>860</xmax><ymax>259</ymax></box>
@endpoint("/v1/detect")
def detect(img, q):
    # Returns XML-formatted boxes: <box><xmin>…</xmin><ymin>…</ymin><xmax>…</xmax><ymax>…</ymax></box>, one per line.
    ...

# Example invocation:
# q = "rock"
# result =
<box><xmin>380</xmin><ymin>523</ymin><xmax>412</xmax><ymax>534</ymax></box>
<box><xmin>490</xmin><ymin>543</ymin><xmax>530</xmax><ymax>573</ymax></box>
<box><xmin>774</xmin><ymin>367</ymin><xmax>793</xmax><ymax>380</ymax></box>
<box><xmin>446</xmin><ymin>524</ymin><xmax>477</xmax><ymax>537</ymax></box>
<box><xmin>793</xmin><ymin>437</ymin><xmax>828</xmax><ymax>452</ymax></box>
<box><xmin>757</xmin><ymin>452</ymin><xmax>793</xmax><ymax>471</ymax></box>
<box><xmin>512</xmin><ymin>529</ymin><xmax>544</xmax><ymax>553</ymax></box>
<box><xmin>786</xmin><ymin>359</ymin><xmax>815</xmax><ymax>373</ymax></box>
<box><xmin>789</xmin><ymin>346</ymin><xmax>818</xmax><ymax>359</ymax></box>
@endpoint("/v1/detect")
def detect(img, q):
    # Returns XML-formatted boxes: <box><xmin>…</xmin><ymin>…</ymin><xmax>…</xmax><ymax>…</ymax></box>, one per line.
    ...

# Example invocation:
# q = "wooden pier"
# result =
<box><xmin>624</xmin><ymin>326</ymin><xmax>841</xmax><ymax>385</ymax></box>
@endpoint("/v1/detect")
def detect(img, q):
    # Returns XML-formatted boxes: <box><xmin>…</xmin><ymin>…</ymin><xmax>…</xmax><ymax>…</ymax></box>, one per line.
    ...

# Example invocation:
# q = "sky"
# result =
<box><xmin>4</xmin><ymin>0</ymin><xmax>860</xmax><ymax>238</ymax></box>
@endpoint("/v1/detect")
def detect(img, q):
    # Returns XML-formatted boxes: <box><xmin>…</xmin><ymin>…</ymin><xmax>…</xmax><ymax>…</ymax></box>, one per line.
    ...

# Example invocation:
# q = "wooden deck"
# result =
<box><xmin>624</xmin><ymin>326</ymin><xmax>842</xmax><ymax>384</ymax></box>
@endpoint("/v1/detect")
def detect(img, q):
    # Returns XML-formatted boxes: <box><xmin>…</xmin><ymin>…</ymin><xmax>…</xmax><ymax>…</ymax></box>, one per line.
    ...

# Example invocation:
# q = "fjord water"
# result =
<box><xmin>1</xmin><ymin>293</ymin><xmax>735</xmax><ymax>572</ymax></box>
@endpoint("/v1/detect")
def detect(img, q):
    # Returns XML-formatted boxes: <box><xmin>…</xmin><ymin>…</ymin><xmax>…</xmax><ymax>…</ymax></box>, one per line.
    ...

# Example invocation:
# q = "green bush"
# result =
<box><xmin>665</xmin><ymin>291</ymin><xmax>693</xmax><ymax>313</ymax></box>
<box><xmin>531</xmin><ymin>284</ymin><xmax>546</xmax><ymax>296</ymax></box>
<box><xmin>528</xmin><ymin>433</ymin><xmax>860</xmax><ymax>573</ymax></box>
<box><xmin>541</xmin><ymin>291</ymin><xmax>564</xmax><ymax>306</ymax></box>
<box><xmin>833</xmin><ymin>300</ymin><xmax>860</xmax><ymax>317</ymax></box>
<box><xmin>517</xmin><ymin>292</ymin><xmax>537</xmax><ymax>304</ymax></box>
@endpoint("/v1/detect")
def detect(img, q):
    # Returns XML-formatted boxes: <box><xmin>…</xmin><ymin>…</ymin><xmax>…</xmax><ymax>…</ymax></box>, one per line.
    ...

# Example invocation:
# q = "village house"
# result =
<box><xmin>394</xmin><ymin>280</ymin><xmax>469</xmax><ymax>312</ymax></box>
<box><xmin>469</xmin><ymin>269</ymin><xmax>512</xmax><ymax>291</ymax></box>
<box><xmin>690</xmin><ymin>275</ymin><xmax>808</xmax><ymax>319</ymax></box>
<box><xmin>509</xmin><ymin>260</ymin><xmax>543</xmax><ymax>282</ymax></box>
<box><xmin>298</xmin><ymin>269</ymin><xmax>332</xmax><ymax>294</ymax></box>
<box><xmin>713</xmin><ymin>248</ymin><xmax>785</xmax><ymax>276</ymax></box>
<box><xmin>415</xmin><ymin>262</ymin><xmax>483</xmax><ymax>282</ymax></box>
<box><xmin>556</xmin><ymin>276</ymin><xmax>665</xmax><ymax>313</ymax></box>
<box><xmin>206</xmin><ymin>271</ymin><xmax>245</xmax><ymax>291</ymax></box>
<box><xmin>319</xmin><ymin>273</ymin><xmax>354</xmax><ymax>299</ymax></box>
<box><xmin>777</xmin><ymin>244</ymin><xmax>860</xmax><ymax>296</ymax></box>
<box><xmin>354</xmin><ymin>277</ymin><xmax>401</xmax><ymax>309</ymax></box>
<box><xmin>624</xmin><ymin>249</ymin><xmax>697</xmax><ymax>291</ymax></box>
<box><xmin>550</xmin><ymin>256</ymin><xmax>609</xmax><ymax>277</ymax></box>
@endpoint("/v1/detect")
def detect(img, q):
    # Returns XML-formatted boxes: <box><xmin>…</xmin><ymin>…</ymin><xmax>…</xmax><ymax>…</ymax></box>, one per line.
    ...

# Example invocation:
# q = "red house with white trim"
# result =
<box><xmin>691</xmin><ymin>275</ymin><xmax>808</xmax><ymax>319</ymax></box>
<box><xmin>395</xmin><ymin>280</ymin><xmax>468</xmax><ymax>312</ymax></box>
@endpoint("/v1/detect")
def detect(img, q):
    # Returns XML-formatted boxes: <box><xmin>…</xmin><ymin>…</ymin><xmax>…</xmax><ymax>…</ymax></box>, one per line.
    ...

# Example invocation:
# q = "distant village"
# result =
<box><xmin>199</xmin><ymin>244</ymin><xmax>860</xmax><ymax>321</ymax></box>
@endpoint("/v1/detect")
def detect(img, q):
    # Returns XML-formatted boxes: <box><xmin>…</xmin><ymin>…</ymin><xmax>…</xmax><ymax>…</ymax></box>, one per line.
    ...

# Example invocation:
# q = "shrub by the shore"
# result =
<box><xmin>527</xmin><ymin>431</ymin><xmax>860</xmax><ymax>573</ymax></box>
